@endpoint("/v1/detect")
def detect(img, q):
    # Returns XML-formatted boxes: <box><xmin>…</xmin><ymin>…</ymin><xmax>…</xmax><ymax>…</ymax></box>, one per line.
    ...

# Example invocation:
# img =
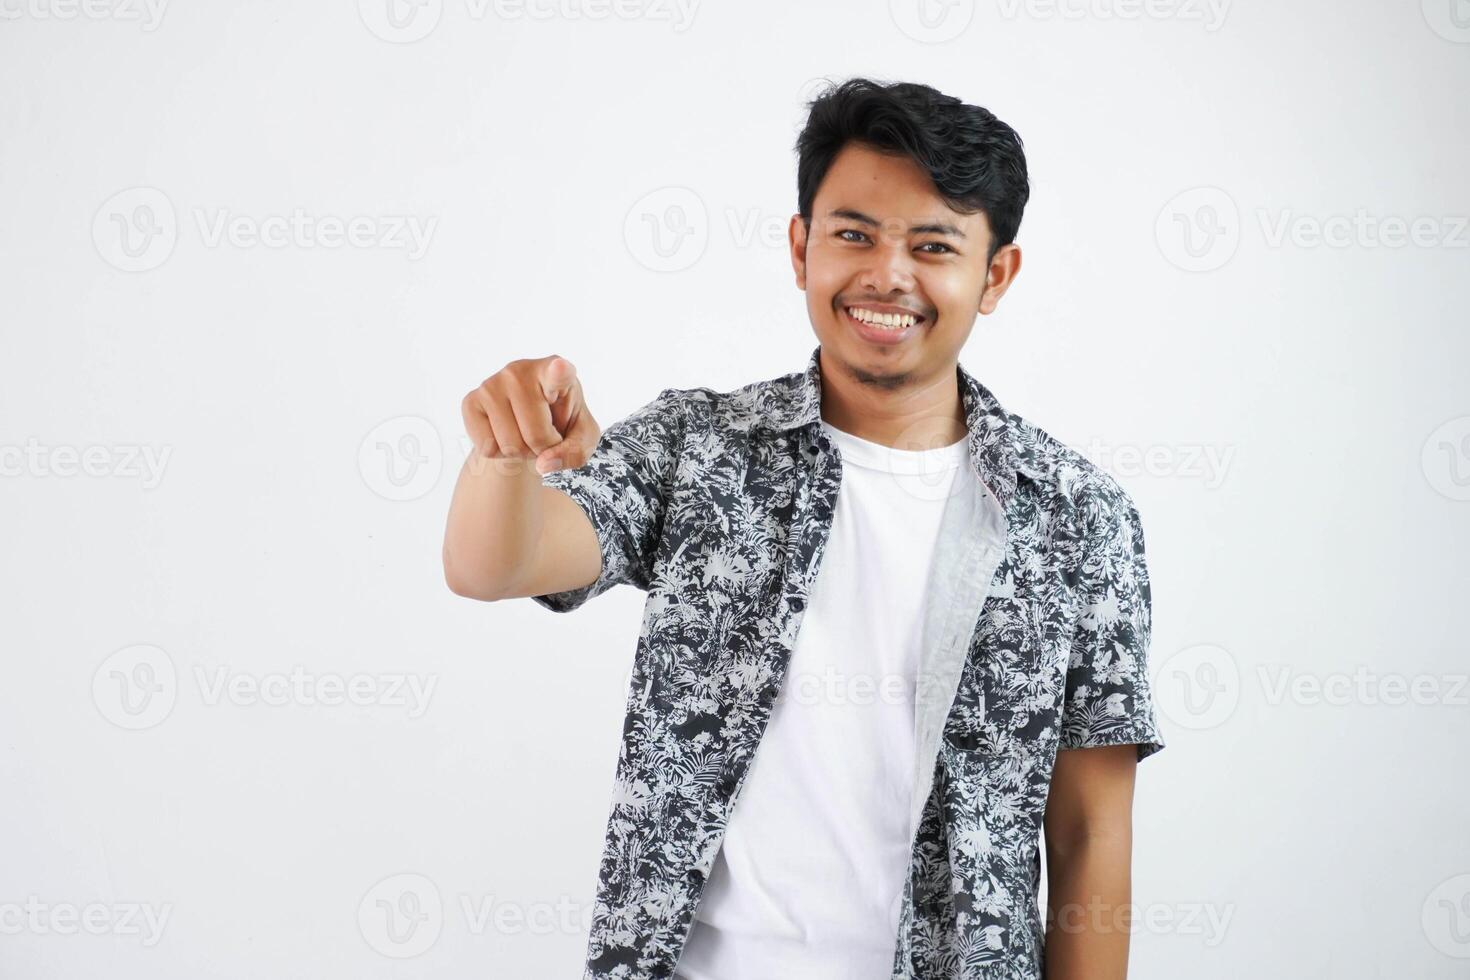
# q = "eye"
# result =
<box><xmin>835</xmin><ymin>230</ymin><xmax>956</xmax><ymax>254</ymax></box>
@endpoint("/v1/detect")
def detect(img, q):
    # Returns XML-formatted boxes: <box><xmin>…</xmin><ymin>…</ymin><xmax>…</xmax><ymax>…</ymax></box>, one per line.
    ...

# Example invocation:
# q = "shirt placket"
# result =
<box><xmin>893</xmin><ymin>447</ymin><xmax>1011</xmax><ymax>976</ymax></box>
<box><xmin>653</xmin><ymin>423</ymin><xmax>844</xmax><ymax>974</ymax></box>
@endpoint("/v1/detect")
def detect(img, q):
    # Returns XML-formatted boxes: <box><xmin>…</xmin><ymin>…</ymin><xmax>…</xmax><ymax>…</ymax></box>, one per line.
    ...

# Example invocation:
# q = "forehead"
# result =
<box><xmin>812</xmin><ymin>141</ymin><xmax>988</xmax><ymax>237</ymax></box>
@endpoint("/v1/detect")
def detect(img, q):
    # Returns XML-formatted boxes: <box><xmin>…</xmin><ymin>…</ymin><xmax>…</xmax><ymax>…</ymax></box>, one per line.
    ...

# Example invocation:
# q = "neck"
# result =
<box><xmin>816</xmin><ymin>347</ymin><xmax>967</xmax><ymax>450</ymax></box>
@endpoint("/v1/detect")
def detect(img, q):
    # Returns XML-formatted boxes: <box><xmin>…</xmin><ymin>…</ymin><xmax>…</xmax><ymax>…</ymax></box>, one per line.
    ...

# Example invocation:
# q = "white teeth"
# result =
<box><xmin>847</xmin><ymin>307</ymin><xmax>918</xmax><ymax>330</ymax></box>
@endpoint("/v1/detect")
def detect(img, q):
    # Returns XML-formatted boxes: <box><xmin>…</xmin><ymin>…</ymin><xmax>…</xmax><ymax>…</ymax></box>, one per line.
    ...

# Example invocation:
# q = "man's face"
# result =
<box><xmin>789</xmin><ymin>141</ymin><xmax>1020</xmax><ymax>389</ymax></box>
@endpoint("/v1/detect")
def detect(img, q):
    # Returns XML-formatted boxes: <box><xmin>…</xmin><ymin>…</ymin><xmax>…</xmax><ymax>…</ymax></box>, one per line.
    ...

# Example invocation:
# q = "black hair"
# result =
<box><xmin>794</xmin><ymin>78</ymin><xmax>1030</xmax><ymax>262</ymax></box>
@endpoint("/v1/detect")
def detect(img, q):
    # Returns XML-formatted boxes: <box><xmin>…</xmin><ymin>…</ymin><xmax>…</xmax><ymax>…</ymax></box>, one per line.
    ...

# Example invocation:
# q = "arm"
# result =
<box><xmin>1043</xmin><ymin>476</ymin><xmax>1167</xmax><ymax>977</ymax></box>
<box><xmin>1042</xmin><ymin>743</ymin><xmax>1138</xmax><ymax>980</ymax></box>
<box><xmin>442</xmin><ymin>355</ymin><xmax>603</xmax><ymax>601</ymax></box>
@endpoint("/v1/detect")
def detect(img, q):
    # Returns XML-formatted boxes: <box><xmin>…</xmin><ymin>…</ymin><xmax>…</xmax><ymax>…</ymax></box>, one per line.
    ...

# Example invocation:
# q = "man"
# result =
<box><xmin>443</xmin><ymin>77</ymin><xmax>1165</xmax><ymax>980</ymax></box>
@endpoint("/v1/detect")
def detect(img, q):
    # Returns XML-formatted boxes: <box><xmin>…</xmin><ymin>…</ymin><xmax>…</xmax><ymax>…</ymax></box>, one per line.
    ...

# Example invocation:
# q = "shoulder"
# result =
<box><xmin>1008</xmin><ymin>410</ymin><xmax>1144</xmax><ymax>545</ymax></box>
<box><xmin>647</xmin><ymin>365</ymin><xmax>809</xmax><ymax>435</ymax></box>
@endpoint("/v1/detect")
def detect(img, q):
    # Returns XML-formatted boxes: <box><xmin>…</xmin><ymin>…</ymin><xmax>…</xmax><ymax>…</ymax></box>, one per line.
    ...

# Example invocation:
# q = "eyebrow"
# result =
<box><xmin>826</xmin><ymin>207</ymin><xmax>968</xmax><ymax>239</ymax></box>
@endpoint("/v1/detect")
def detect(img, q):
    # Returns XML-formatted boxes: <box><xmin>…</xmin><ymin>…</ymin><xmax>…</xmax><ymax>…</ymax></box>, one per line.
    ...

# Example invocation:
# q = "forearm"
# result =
<box><xmin>1043</xmin><ymin>834</ymin><xmax>1133</xmax><ymax>980</ymax></box>
<box><xmin>442</xmin><ymin>451</ymin><xmax>546</xmax><ymax>599</ymax></box>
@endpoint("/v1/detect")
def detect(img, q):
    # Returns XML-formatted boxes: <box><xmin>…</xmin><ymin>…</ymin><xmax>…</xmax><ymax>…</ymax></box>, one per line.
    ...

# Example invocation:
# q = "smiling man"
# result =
<box><xmin>443</xmin><ymin>78</ymin><xmax>1165</xmax><ymax>980</ymax></box>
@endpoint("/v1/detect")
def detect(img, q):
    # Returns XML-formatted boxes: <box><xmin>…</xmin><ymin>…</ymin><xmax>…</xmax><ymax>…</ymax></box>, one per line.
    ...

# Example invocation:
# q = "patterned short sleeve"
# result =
<box><xmin>1058</xmin><ymin>478</ymin><xmax>1166</xmax><ymax>762</ymax></box>
<box><xmin>530</xmin><ymin>388</ymin><xmax>686</xmax><ymax>613</ymax></box>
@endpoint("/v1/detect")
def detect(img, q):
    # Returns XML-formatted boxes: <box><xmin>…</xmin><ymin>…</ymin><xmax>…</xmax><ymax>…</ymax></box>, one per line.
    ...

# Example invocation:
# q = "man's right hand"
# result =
<box><xmin>460</xmin><ymin>355</ymin><xmax>602</xmax><ymax>475</ymax></box>
<box><xmin>444</xmin><ymin>354</ymin><xmax>605</xmax><ymax>601</ymax></box>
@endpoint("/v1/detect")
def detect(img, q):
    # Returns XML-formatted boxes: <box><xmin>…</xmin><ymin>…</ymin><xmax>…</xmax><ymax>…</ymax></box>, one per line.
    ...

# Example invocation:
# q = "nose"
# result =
<box><xmin>858</xmin><ymin>235</ymin><xmax>917</xmax><ymax>295</ymax></box>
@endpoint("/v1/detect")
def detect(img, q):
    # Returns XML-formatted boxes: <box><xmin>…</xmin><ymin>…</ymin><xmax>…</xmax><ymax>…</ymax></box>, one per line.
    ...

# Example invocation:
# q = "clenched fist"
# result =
<box><xmin>461</xmin><ymin>355</ymin><xmax>600</xmax><ymax>475</ymax></box>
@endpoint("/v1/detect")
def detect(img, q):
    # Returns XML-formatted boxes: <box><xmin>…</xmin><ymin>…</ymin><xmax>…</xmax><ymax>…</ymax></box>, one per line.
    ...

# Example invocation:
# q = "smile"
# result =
<box><xmin>841</xmin><ymin>305</ymin><xmax>928</xmax><ymax>345</ymax></box>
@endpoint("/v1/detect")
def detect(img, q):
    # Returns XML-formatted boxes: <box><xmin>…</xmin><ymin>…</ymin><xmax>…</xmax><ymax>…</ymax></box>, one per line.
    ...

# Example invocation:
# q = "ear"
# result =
<box><xmin>788</xmin><ymin>214</ymin><xmax>808</xmax><ymax>291</ymax></box>
<box><xmin>978</xmin><ymin>243</ymin><xmax>1023</xmax><ymax>315</ymax></box>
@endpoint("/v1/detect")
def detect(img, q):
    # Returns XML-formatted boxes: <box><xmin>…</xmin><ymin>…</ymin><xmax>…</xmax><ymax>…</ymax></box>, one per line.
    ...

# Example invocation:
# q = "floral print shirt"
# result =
<box><xmin>533</xmin><ymin>345</ymin><xmax>1166</xmax><ymax>979</ymax></box>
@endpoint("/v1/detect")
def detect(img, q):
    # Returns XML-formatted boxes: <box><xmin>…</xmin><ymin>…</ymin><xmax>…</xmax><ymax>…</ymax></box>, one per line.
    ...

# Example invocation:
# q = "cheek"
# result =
<box><xmin>926</xmin><ymin>273</ymin><xmax>985</xmax><ymax>319</ymax></box>
<box><xmin>804</xmin><ymin>242</ymin><xmax>859</xmax><ymax>287</ymax></box>
<box><xmin>803</xmin><ymin>267</ymin><xmax>846</xmax><ymax>309</ymax></box>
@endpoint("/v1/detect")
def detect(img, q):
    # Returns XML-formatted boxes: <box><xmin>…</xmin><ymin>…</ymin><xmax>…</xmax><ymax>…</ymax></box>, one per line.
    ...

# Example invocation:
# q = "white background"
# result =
<box><xmin>2</xmin><ymin>0</ymin><xmax>1468</xmax><ymax>976</ymax></box>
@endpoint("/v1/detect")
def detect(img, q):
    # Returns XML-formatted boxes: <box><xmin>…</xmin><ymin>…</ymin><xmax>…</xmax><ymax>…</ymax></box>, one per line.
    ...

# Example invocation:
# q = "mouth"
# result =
<box><xmin>840</xmin><ymin>304</ymin><xmax>928</xmax><ymax>346</ymax></box>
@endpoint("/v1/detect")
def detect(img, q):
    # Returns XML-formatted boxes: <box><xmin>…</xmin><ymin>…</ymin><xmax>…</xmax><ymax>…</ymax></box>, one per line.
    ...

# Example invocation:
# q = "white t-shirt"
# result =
<box><xmin>675</xmin><ymin>420</ymin><xmax>980</xmax><ymax>980</ymax></box>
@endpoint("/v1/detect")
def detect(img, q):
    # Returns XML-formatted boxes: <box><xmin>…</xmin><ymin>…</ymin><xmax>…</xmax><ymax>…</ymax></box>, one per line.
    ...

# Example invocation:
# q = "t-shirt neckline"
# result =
<box><xmin>820</xmin><ymin>420</ymin><xmax>970</xmax><ymax>475</ymax></box>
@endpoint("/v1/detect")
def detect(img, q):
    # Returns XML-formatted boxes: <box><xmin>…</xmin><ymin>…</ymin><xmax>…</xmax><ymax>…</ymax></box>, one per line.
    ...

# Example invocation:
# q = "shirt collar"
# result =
<box><xmin>756</xmin><ymin>345</ymin><xmax>1038</xmax><ymax>512</ymax></box>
